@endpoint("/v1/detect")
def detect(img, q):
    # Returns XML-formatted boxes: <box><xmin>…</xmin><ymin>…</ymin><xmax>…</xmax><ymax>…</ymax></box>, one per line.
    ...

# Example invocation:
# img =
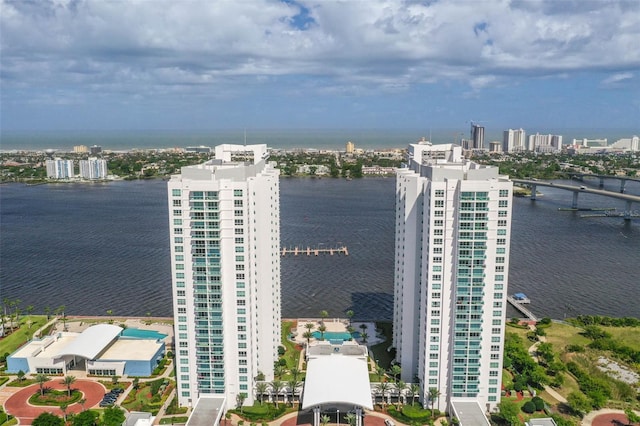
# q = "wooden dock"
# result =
<box><xmin>281</xmin><ymin>246</ymin><xmax>349</xmax><ymax>257</ymax></box>
<box><xmin>507</xmin><ymin>295</ymin><xmax>538</xmax><ymax>322</ymax></box>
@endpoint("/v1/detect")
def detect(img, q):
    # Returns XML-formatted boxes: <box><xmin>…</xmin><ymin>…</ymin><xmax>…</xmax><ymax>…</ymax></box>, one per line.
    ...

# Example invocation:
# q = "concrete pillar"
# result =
<box><xmin>624</xmin><ymin>201</ymin><xmax>632</xmax><ymax>221</ymax></box>
<box><xmin>356</xmin><ymin>408</ymin><xmax>363</xmax><ymax>426</ymax></box>
<box><xmin>620</xmin><ymin>179</ymin><xmax>627</xmax><ymax>193</ymax></box>
<box><xmin>572</xmin><ymin>192</ymin><xmax>579</xmax><ymax>209</ymax></box>
<box><xmin>530</xmin><ymin>184</ymin><xmax>537</xmax><ymax>200</ymax></box>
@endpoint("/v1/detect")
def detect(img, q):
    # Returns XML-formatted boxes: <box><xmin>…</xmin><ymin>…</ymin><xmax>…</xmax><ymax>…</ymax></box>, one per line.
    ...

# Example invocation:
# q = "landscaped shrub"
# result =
<box><xmin>522</xmin><ymin>401</ymin><xmax>536</xmax><ymax>414</ymax></box>
<box><xmin>532</xmin><ymin>397</ymin><xmax>545</xmax><ymax>411</ymax></box>
<box><xmin>150</xmin><ymin>378</ymin><xmax>164</xmax><ymax>396</ymax></box>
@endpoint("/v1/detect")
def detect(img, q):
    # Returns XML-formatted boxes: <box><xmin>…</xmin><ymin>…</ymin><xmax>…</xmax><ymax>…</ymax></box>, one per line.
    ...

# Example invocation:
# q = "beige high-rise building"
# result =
<box><xmin>346</xmin><ymin>141</ymin><xmax>355</xmax><ymax>154</ymax></box>
<box><xmin>73</xmin><ymin>145</ymin><xmax>89</xmax><ymax>153</ymax></box>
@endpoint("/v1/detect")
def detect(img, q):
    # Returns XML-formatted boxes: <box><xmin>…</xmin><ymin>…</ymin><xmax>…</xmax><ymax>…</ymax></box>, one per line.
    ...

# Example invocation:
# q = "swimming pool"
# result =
<box><xmin>121</xmin><ymin>328</ymin><xmax>168</xmax><ymax>340</ymax></box>
<box><xmin>311</xmin><ymin>331</ymin><xmax>359</xmax><ymax>341</ymax></box>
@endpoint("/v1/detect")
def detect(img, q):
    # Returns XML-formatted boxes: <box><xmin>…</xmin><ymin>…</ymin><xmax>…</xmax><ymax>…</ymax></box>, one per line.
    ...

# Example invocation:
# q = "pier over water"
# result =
<box><xmin>282</xmin><ymin>245</ymin><xmax>349</xmax><ymax>257</ymax></box>
<box><xmin>507</xmin><ymin>295</ymin><xmax>538</xmax><ymax>322</ymax></box>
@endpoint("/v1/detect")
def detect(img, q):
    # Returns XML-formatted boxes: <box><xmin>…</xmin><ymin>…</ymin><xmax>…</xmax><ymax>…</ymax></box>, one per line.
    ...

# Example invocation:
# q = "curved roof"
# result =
<box><xmin>302</xmin><ymin>355</ymin><xmax>373</xmax><ymax>410</ymax></box>
<box><xmin>56</xmin><ymin>324</ymin><xmax>122</xmax><ymax>360</ymax></box>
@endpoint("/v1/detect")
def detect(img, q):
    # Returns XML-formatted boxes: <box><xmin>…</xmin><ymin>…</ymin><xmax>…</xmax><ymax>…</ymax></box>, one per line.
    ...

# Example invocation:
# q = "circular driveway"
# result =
<box><xmin>4</xmin><ymin>379</ymin><xmax>106</xmax><ymax>424</ymax></box>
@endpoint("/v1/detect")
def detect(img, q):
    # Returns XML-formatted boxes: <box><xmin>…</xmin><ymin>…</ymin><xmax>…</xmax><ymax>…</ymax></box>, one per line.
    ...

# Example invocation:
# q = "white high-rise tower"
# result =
<box><xmin>393</xmin><ymin>142</ymin><xmax>512</xmax><ymax>414</ymax></box>
<box><xmin>168</xmin><ymin>144</ymin><xmax>281</xmax><ymax>409</ymax></box>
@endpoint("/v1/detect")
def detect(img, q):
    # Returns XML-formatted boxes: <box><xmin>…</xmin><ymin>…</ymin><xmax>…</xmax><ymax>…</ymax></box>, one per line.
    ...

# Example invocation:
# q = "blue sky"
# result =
<box><xmin>1</xmin><ymin>0</ymin><xmax>638</xmax><ymax>134</ymax></box>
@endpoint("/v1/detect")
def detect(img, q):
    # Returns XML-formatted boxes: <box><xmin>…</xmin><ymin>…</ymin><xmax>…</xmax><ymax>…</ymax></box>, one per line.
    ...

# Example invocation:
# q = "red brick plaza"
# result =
<box><xmin>4</xmin><ymin>379</ymin><xmax>106</xmax><ymax>425</ymax></box>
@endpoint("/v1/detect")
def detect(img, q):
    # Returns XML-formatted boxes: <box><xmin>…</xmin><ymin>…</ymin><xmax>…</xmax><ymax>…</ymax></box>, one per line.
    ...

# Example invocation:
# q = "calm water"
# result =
<box><xmin>1</xmin><ymin>178</ymin><xmax>639</xmax><ymax>320</ymax></box>
<box><xmin>1</xmin><ymin>128</ymin><xmax>638</xmax><ymax>151</ymax></box>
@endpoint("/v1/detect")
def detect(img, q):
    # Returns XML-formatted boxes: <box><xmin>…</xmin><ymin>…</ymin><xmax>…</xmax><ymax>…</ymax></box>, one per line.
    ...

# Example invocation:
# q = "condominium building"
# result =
<box><xmin>167</xmin><ymin>144</ymin><xmax>281</xmax><ymax>410</ymax></box>
<box><xmin>528</xmin><ymin>134</ymin><xmax>563</xmax><ymax>153</ymax></box>
<box><xmin>79</xmin><ymin>157</ymin><xmax>108</xmax><ymax>179</ymax></box>
<box><xmin>502</xmin><ymin>129</ymin><xmax>526</xmax><ymax>152</ymax></box>
<box><xmin>73</xmin><ymin>145</ymin><xmax>89</xmax><ymax>153</ymax></box>
<box><xmin>46</xmin><ymin>158</ymin><xmax>74</xmax><ymax>179</ymax></box>
<box><xmin>393</xmin><ymin>142</ymin><xmax>512</xmax><ymax>414</ymax></box>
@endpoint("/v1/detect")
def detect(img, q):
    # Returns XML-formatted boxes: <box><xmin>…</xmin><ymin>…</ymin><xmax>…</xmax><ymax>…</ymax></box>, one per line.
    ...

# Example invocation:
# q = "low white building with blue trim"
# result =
<box><xmin>7</xmin><ymin>324</ymin><xmax>165</xmax><ymax>377</ymax></box>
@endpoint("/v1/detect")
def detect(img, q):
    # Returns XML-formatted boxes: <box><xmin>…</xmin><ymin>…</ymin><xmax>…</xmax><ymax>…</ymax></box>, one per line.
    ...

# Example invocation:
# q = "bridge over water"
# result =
<box><xmin>564</xmin><ymin>173</ymin><xmax>640</xmax><ymax>193</ymax></box>
<box><xmin>512</xmin><ymin>179</ymin><xmax>640</xmax><ymax>220</ymax></box>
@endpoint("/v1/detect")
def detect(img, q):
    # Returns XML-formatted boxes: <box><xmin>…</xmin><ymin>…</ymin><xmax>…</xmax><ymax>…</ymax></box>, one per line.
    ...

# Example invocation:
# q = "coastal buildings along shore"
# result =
<box><xmin>394</xmin><ymin>142</ymin><xmax>513</xmax><ymax>414</ymax></box>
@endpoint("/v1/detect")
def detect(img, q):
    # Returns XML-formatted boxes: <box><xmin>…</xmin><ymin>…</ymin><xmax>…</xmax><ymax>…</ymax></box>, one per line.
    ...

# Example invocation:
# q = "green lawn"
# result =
<box><xmin>280</xmin><ymin>321</ymin><xmax>303</xmax><ymax>372</ymax></box>
<box><xmin>602</xmin><ymin>326</ymin><xmax>640</xmax><ymax>351</ymax></box>
<box><xmin>0</xmin><ymin>316</ymin><xmax>49</xmax><ymax>357</ymax></box>
<box><xmin>159</xmin><ymin>417</ymin><xmax>188</xmax><ymax>424</ymax></box>
<box><xmin>544</xmin><ymin>323</ymin><xmax>590</xmax><ymax>350</ymax></box>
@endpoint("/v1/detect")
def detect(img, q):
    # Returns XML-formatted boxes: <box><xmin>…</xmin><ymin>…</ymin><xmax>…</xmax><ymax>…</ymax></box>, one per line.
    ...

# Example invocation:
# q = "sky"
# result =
<box><xmin>1</xmin><ymin>0</ymin><xmax>639</xmax><ymax>134</ymax></box>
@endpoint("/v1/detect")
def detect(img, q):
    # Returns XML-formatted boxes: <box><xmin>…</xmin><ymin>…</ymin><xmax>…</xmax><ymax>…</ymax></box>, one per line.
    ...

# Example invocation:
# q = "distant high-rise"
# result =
<box><xmin>79</xmin><ymin>157</ymin><xmax>108</xmax><ymax>179</ymax></box>
<box><xmin>528</xmin><ymin>133</ymin><xmax>563</xmax><ymax>153</ymax></box>
<box><xmin>346</xmin><ymin>141</ymin><xmax>355</xmax><ymax>154</ymax></box>
<box><xmin>394</xmin><ymin>142</ymin><xmax>512</xmax><ymax>413</ymax></box>
<box><xmin>46</xmin><ymin>158</ymin><xmax>74</xmax><ymax>179</ymax></box>
<box><xmin>73</xmin><ymin>145</ymin><xmax>89</xmax><ymax>154</ymax></box>
<box><xmin>471</xmin><ymin>124</ymin><xmax>485</xmax><ymax>149</ymax></box>
<box><xmin>502</xmin><ymin>129</ymin><xmax>526</xmax><ymax>152</ymax></box>
<box><xmin>167</xmin><ymin>144</ymin><xmax>281</xmax><ymax>410</ymax></box>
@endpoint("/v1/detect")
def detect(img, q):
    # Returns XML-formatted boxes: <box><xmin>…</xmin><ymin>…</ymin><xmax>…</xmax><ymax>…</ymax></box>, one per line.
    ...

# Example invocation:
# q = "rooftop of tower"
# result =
<box><xmin>404</xmin><ymin>141</ymin><xmax>506</xmax><ymax>182</ymax></box>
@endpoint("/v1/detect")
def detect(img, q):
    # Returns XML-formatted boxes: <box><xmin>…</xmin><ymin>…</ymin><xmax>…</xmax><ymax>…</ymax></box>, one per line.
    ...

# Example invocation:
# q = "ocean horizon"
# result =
<box><xmin>1</xmin><ymin>128</ymin><xmax>638</xmax><ymax>152</ymax></box>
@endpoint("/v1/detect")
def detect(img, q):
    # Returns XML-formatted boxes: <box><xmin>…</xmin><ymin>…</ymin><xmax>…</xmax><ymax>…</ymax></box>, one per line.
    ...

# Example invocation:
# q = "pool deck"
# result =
<box><xmin>51</xmin><ymin>317</ymin><xmax>174</xmax><ymax>345</ymax></box>
<box><xmin>292</xmin><ymin>319</ymin><xmax>384</xmax><ymax>347</ymax></box>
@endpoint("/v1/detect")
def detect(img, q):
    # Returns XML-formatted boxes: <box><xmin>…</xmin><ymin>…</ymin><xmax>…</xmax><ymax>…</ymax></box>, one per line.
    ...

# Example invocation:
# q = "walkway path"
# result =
<box><xmin>527</xmin><ymin>335</ymin><xmax>567</xmax><ymax>404</ymax></box>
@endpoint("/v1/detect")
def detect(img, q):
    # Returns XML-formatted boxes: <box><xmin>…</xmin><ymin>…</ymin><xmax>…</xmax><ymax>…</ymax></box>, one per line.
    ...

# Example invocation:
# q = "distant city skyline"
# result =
<box><xmin>1</xmin><ymin>1</ymin><xmax>639</xmax><ymax>132</ymax></box>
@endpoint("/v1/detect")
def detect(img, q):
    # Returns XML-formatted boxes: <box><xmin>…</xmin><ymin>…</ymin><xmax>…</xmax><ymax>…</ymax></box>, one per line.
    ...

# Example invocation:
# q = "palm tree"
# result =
<box><xmin>44</xmin><ymin>306</ymin><xmax>51</xmax><ymax>320</ymax></box>
<box><xmin>359</xmin><ymin>323</ymin><xmax>367</xmax><ymax>334</ymax></box>
<box><xmin>376</xmin><ymin>365</ymin><xmax>386</xmax><ymax>382</ymax></box>
<box><xmin>256</xmin><ymin>382</ymin><xmax>268</xmax><ymax>404</ymax></box>
<box><xmin>428</xmin><ymin>387</ymin><xmax>441</xmax><ymax>419</ymax></box>
<box><xmin>345</xmin><ymin>413</ymin><xmax>357</xmax><ymax>426</ymax></box>
<box><xmin>290</xmin><ymin>367</ymin><xmax>300</xmax><ymax>381</ymax></box>
<box><xmin>236</xmin><ymin>393</ymin><xmax>247</xmax><ymax>412</ymax></box>
<box><xmin>305</xmin><ymin>323</ymin><xmax>314</xmax><ymax>332</ymax></box>
<box><xmin>274</xmin><ymin>365</ymin><xmax>285</xmax><ymax>379</ymax></box>
<box><xmin>390</xmin><ymin>365</ymin><xmax>402</xmax><ymax>383</ymax></box>
<box><xmin>17</xmin><ymin>370</ymin><xmax>25</xmax><ymax>382</ymax></box>
<box><xmin>60</xmin><ymin>403</ymin><xmax>69</xmax><ymax>422</ymax></box>
<box><xmin>346</xmin><ymin>310</ymin><xmax>354</xmax><ymax>327</ymax></box>
<box><xmin>395</xmin><ymin>380</ymin><xmax>407</xmax><ymax>408</ymax></box>
<box><xmin>79</xmin><ymin>398</ymin><xmax>87</xmax><ymax>410</ymax></box>
<box><xmin>62</xmin><ymin>375</ymin><xmax>76</xmax><ymax>397</ymax></box>
<box><xmin>321</xmin><ymin>415</ymin><xmax>331</xmax><ymax>426</ymax></box>
<box><xmin>303</xmin><ymin>331</ymin><xmax>313</xmax><ymax>344</ymax></box>
<box><xmin>287</xmin><ymin>379</ymin><xmax>301</xmax><ymax>405</ymax></box>
<box><xmin>26</xmin><ymin>305</ymin><xmax>34</xmax><ymax>318</ymax></box>
<box><xmin>375</xmin><ymin>381</ymin><xmax>390</xmax><ymax>410</ymax></box>
<box><xmin>317</xmin><ymin>324</ymin><xmax>326</xmax><ymax>340</ymax></box>
<box><xmin>270</xmin><ymin>380</ymin><xmax>284</xmax><ymax>408</ymax></box>
<box><xmin>409</xmin><ymin>384</ymin><xmax>420</xmax><ymax>406</ymax></box>
<box><xmin>36</xmin><ymin>373</ymin><xmax>50</xmax><ymax>396</ymax></box>
<box><xmin>361</xmin><ymin>332</ymin><xmax>368</xmax><ymax>344</ymax></box>
<box><xmin>320</xmin><ymin>310</ymin><xmax>329</xmax><ymax>326</ymax></box>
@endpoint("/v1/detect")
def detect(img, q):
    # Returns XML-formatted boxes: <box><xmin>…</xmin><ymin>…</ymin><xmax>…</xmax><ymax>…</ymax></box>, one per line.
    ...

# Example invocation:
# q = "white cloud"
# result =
<box><xmin>1</xmin><ymin>0</ymin><xmax>639</xmax><ymax>102</ymax></box>
<box><xmin>601</xmin><ymin>72</ymin><xmax>634</xmax><ymax>88</ymax></box>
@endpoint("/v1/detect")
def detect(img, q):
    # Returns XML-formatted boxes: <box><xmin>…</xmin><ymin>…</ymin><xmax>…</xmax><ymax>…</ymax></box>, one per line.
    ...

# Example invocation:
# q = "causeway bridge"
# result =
<box><xmin>512</xmin><ymin>179</ymin><xmax>640</xmax><ymax>220</ymax></box>
<box><xmin>565</xmin><ymin>173</ymin><xmax>640</xmax><ymax>193</ymax></box>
